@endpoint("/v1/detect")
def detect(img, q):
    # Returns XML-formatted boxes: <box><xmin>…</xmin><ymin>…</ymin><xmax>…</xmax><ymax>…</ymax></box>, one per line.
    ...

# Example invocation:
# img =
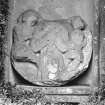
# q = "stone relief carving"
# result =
<box><xmin>10</xmin><ymin>9</ymin><xmax>92</xmax><ymax>86</ymax></box>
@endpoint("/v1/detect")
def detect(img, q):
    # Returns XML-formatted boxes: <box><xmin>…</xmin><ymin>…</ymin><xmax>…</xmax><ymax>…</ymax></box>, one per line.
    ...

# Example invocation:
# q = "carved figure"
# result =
<box><xmin>11</xmin><ymin>9</ymin><xmax>92</xmax><ymax>85</ymax></box>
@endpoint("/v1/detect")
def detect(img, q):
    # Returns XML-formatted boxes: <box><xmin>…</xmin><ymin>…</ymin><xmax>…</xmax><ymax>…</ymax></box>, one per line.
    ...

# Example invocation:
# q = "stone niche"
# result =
<box><xmin>5</xmin><ymin>0</ymin><xmax>100</xmax><ymax>103</ymax></box>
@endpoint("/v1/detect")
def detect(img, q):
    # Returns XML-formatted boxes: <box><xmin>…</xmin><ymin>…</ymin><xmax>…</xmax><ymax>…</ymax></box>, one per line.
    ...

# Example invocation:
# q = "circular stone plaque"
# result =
<box><xmin>11</xmin><ymin>10</ymin><xmax>92</xmax><ymax>86</ymax></box>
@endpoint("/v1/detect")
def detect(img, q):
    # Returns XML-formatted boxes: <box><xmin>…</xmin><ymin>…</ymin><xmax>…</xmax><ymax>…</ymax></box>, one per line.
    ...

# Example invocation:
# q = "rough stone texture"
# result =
<box><xmin>3</xmin><ymin>0</ymin><xmax>99</xmax><ymax>87</ymax></box>
<box><xmin>11</xmin><ymin>10</ymin><xmax>92</xmax><ymax>86</ymax></box>
<box><xmin>0</xmin><ymin>0</ymin><xmax>9</xmax><ymax>82</ymax></box>
<box><xmin>1</xmin><ymin>0</ymin><xmax>102</xmax><ymax>104</ymax></box>
<box><xmin>99</xmin><ymin>0</ymin><xmax>105</xmax><ymax>85</ymax></box>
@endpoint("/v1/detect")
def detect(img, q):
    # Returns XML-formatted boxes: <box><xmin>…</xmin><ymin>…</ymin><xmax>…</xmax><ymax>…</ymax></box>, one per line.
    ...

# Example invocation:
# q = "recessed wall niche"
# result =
<box><xmin>4</xmin><ymin>0</ymin><xmax>100</xmax><ymax>103</ymax></box>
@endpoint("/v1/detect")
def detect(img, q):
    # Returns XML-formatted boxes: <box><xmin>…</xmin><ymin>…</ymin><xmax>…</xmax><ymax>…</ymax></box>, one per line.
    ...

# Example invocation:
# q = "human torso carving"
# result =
<box><xmin>12</xmin><ymin>10</ymin><xmax>91</xmax><ymax>82</ymax></box>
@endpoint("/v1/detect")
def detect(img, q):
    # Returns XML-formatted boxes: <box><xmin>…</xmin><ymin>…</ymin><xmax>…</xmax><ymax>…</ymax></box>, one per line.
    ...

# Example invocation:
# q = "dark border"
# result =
<box><xmin>0</xmin><ymin>0</ymin><xmax>9</xmax><ymax>81</ymax></box>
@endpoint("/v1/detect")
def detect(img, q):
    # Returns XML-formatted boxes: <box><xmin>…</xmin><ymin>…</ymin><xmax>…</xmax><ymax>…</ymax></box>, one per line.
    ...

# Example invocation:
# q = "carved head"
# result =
<box><xmin>16</xmin><ymin>9</ymin><xmax>43</xmax><ymax>39</ymax></box>
<box><xmin>17</xmin><ymin>9</ymin><xmax>42</xmax><ymax>26</ymax></box>
<box><xmin>71</xmin><ymin>16</ymin><xmax>86</xmax><ymax>30</ymax></box>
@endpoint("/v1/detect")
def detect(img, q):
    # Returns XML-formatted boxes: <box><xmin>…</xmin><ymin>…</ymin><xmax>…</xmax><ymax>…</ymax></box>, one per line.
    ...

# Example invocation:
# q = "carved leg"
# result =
<box><xmin>12</xmin><ymin>42</ymin><xmax>40</xmax><ymax>65</ymax></box>
<box><xmin>56</xmin><ymin>50</ymin><xmax>83</xmax><ymax>81</ymax></box>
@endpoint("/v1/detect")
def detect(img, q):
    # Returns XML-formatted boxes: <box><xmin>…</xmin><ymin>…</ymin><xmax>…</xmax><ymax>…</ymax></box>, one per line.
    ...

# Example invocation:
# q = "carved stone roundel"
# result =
<box><xmin>11</xmin><ymin>9</ymin><xmax>92</xmax><ymax>86</ymax></box>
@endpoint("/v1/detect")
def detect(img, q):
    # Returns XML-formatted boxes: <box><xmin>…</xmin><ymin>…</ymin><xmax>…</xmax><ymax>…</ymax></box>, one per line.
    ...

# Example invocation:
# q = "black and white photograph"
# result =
<box><xmin>0</xmin><ymin>0</ymin><xmax>105</xmax><ymax>105</ymax></box>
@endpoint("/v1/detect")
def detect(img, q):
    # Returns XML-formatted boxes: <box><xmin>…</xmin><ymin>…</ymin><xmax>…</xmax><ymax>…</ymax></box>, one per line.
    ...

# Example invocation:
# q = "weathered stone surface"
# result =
<box><xmin>11</xmin><ymin>8</ymin><xmax>92</xmax><ymax>86</ymax></box>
